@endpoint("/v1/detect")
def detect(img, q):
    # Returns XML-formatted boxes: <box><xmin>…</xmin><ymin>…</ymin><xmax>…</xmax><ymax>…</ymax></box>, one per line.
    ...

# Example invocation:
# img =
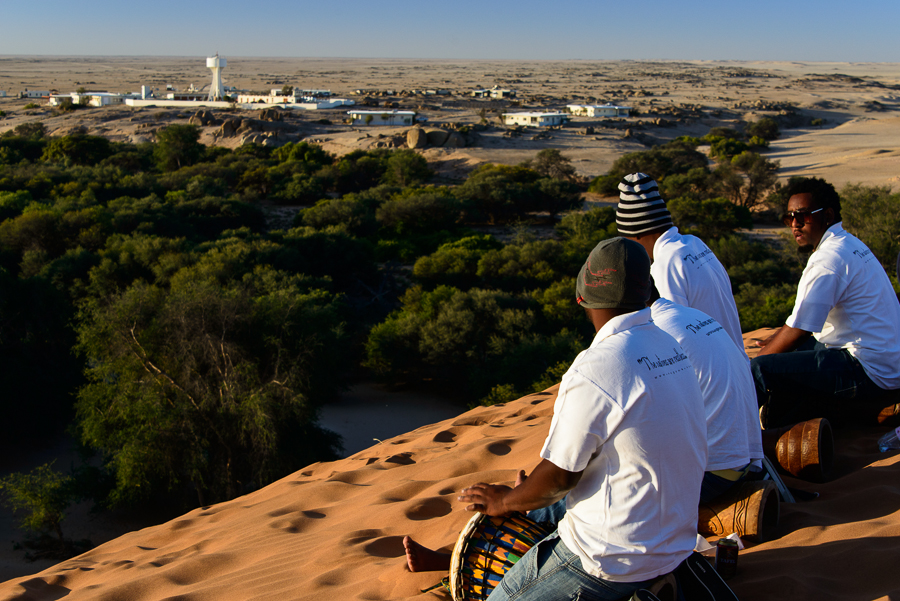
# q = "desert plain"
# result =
<box><xmin>1</xmin><ymin>57</ymin><xmax>900</xmax><ymax>601</ymax></box>
<box><xmin>1</xmin><ymin>56</ymin><xmax>899</xmax><ymax>189</ymax></box>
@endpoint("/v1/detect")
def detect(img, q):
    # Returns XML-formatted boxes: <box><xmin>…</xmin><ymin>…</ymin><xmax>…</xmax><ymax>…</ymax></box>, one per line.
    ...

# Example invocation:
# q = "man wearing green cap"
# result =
<box><xmin>456</xmin><ymin>237</ymin><xmax>708</xmax><ymax>601</ymax></box>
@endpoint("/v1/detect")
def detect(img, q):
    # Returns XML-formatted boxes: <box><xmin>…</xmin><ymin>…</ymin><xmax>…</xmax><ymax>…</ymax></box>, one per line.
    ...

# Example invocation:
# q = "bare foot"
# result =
<box><xmin>515</xmin><ymin>469</ymin><xmax>527</xmax><ymax>487</ymax></box>
<box><xmin>404</xmin><ymin>536</ymin><xmax>452</xmax><ymax>572</ymax></box>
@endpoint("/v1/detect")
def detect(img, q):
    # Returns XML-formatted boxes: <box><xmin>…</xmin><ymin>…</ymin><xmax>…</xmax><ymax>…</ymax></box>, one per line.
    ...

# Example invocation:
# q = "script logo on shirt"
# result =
<box><xmin>637</xmin><ymin>348</ymin><xmax>690</xmax><ymax>379</ymax></box>
<box><xmin>683</xmin><ymin>247</ymin><xmax>714</xmax><ymax>267</ymax></box>
<box><xmin>685</xmin><ymin>316</ymin><xmax>723</xmax><ymax>337</ymax></box>
<box><xmin>852</xmin><ymin>248</ymin><xmax>875</xmax><ymax>264</ymax></box>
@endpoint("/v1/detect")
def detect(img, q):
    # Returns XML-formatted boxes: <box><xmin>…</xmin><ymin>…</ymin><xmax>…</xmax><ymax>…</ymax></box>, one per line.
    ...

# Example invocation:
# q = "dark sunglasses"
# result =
<box><xmin>782</xmin><ymin>207</ymin><xmax>823</xmax><ymax>227</ymax></box>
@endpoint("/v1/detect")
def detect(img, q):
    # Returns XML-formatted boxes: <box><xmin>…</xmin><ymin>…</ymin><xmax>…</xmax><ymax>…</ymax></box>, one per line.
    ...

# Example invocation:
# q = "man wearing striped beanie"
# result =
<box><xmin>617</xmin><ymin>173</ymin><xmax>745</xmax><ymax>355</ymax></box>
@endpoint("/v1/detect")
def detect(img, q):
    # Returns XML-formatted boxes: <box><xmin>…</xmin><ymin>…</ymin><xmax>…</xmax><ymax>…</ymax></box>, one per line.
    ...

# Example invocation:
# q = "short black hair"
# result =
<box><xmin>783</xmin><ymin>177</ymin><xmax>842</xmax><ymax>222</ymax></box>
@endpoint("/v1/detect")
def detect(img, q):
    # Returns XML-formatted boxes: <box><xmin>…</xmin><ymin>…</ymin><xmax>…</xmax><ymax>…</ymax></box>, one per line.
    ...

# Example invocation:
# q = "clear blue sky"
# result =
<box><xmin>2</xmin><ymin>0</ymin><xmax>898</xmax><ymax>62</ymax></box>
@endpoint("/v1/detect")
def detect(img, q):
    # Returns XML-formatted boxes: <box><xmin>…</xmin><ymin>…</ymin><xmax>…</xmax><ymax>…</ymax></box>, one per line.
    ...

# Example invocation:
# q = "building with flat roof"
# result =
<box><xmin>567</xmin><ymin>103</ymin><xmax>632</xmax><ymax>118</ymax></box>
<box><xmin>348</xmin><ymin>110</ymin><xmax>416</xmax><ymax>126</ymax></box>
<box><xmin>501</xmin><ymin>111</ymin><xmax>570</xmax><ymax>127</ymax></box>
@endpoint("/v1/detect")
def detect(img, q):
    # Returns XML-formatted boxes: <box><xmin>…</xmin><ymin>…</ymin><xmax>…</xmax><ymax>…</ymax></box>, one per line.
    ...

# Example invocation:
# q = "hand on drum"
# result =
<box><xmin>458</xmin><ymin>483</ymin><xmax>513</xmax><ymax>516</ymax></box>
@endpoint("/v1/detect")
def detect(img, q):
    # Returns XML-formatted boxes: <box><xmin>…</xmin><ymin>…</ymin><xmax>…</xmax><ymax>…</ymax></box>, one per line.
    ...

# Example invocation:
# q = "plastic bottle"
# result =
<box><xmin>877</xmin><ymin>426</ymin><xmax>900</xmax><ymax>452</ymax></box>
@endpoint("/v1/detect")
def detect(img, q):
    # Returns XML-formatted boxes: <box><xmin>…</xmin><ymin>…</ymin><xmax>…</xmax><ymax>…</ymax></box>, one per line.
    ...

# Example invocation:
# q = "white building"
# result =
<box><xmin>49</xmin><ymin>92</ymin><xmax>135</xmax><ymax>107</ymax></box>
<box><xmin>472</xmin><ymin>87</ymin><xmax>517</xmax><ymax>99</ymax></box>
<box><xmin>567</xmin><ymin>103</ymin><xmax>632</xmax><ymax>118</ymax></box>
<box><xmin>19</xmin><ymin>90</ymin><xmax>50</xmax><ymax>99</ymax></box>
<box><xmin>238</xmin><ymin>92</ymin><xmax>298</xmax><ymax>104</ymax></box>
<box><xmin>0</xmin><ymin>91</ymin><xmax>7</xmax><ymax>98</ymax></box>
<box><xmin>348</xmin><ymin>110</ymin><xmax>416</xmax><ymax>126</ymax></box>
<box><xmin>501</xmin><ymin>112</ymin><xmax>570</xmax><ymax>127</ymax></box>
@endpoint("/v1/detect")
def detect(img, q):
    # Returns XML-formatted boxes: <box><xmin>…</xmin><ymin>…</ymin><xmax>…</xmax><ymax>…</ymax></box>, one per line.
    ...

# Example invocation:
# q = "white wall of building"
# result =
<box><xmin>567</xmin><ymin>104</ymin><xmax>631</xmax><ymax>117</ymax></box>
<box><xmin>348</xmin><ymin>110</ymin><xmax>416</xmax><ymax>126</ymax></box>
<box><xmin>502</xmin><ymin>112</ymin><xmax>569</xmax><ymax>127</ymax></box>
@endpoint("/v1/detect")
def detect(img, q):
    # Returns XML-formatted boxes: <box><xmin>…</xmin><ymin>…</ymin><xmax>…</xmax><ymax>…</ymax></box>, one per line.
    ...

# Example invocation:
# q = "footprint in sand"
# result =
<box><xmin>404</xmin><ymin>497</ymin><xmax>452</xmax><ymax>521</ymax></box>
<box><xmin>432</xmin><ymin>430</ymin><xmax>457</xmax><ymax>443</ymax></box>
<box><xmin>487</xmin><ymin>441</ymin><xmax>512</xmax><ymax>456</ymax></box>
<box><xmin>383</xmin><ymin>452</ymin><xmax>416</xmax><ymax>465</ymax></box>
<box><xmin>363</xmin><ymin>535</ymin><xmax>406</xmax><ymax>558</ymax></box>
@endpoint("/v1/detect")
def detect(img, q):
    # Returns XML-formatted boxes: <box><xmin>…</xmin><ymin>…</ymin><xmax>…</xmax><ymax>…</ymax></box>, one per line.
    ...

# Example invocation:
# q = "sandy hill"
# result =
<box><xmin>2</xmin><ymin>329</ymin><xmax>900</xmax><ymax>601</ymax></box>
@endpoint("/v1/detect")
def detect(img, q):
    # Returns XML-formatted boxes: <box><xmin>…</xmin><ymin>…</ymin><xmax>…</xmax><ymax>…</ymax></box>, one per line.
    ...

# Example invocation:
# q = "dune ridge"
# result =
<box><xmin>2</xmin><ymin>330</ymin><xmax>900</xmax><ymax>601</ymax></box>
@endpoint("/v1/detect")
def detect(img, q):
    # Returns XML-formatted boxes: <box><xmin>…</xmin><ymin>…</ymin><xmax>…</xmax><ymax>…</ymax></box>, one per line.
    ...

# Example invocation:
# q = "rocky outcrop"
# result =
<box><xmin>219</xmin><ymin>118</ymin><xmax>241</xmax><ymax>137</ymax></box>
<box><xmin>425</xmin><ymin>128</ymin><xmax>449</xmax><ymax>147</ymax></box>
<box><xmin>258</xmin><ymin>108</ymin><xmax>284</xmax><ymax>122</ymax></box>
<box><xmin>444</xmin><ymin>131</ymin><xmax>466</xmax><ymax>147</ymax></box>
<box><xmin>406</xmin><ymin>126</ymin><xmax>469</xmax><ymax>149</ymax></box>
<box><xmin>406</xmin><ymin>127</ymin><xmax>428</xmax><ymax>149</ymax></box>
<box><xmin>189</xmin><ymin>109</ymin><xmax>219</xmax><ymax>127</ymax></box>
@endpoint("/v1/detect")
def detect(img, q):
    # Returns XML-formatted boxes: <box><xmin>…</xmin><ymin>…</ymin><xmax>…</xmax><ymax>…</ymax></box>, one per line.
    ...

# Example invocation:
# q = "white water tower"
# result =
<box><xmin>207</xmin><ymin>55</ymin><xmax>227</xmax><ymax>101</ymax></box>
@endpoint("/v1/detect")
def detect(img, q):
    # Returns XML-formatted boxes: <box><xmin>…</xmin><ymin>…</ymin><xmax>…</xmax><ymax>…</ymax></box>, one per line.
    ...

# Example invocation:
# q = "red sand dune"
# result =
<box><xmin>2</xmin><ymin>329</ymin><xmax>899</xmax><ymax>601</ymax></box>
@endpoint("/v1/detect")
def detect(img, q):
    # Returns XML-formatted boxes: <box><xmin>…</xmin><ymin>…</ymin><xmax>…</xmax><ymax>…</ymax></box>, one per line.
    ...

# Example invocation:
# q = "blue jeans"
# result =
<box><xmin>751</xmin><ymin>338</ymin><xmax>889</xmax><ymax>428</ymax></box>
<box><xmin>486</xmin><ymin>531</ymin><xmax>654</xmax><ymax>601</ymax></box>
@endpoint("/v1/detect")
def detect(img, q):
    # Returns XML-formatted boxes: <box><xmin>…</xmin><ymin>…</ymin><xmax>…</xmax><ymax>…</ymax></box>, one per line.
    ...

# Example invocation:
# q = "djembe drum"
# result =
<box><xmin>448</xmin><ymin>511</ymin><xmax>552</xmax><ymax>601</ymax></box>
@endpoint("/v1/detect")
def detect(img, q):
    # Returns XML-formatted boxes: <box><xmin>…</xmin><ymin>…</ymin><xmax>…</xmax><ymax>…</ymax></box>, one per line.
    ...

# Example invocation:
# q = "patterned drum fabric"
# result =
<box><xmin>449</xmin><ymin>512</ymin><xmax>552</xmax><ymax>601</ymax></box>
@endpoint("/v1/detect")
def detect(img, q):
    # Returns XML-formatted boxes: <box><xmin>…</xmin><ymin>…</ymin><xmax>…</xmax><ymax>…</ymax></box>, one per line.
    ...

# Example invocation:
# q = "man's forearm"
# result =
<box><xmin>458</xmin><ymin>459</ymin><xmax>582</xmax><ymax>516</ymax></box>
<box><xmin>756</xmin><ymin>324</ymin><xmax>813</xmax><ymax>356</ymax></box>
<box><xmin>501</xmin><ymin>460</ymin><xmax>580</xmax><ymax>513</ymax></box>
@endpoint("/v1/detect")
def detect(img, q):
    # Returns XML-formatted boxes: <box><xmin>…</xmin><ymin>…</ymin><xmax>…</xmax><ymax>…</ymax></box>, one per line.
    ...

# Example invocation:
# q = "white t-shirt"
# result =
<box><xmin>786</xmin><ymin>222</ymin><xmax>900</xmax><ymax>390</ymax></box>
<box><xmin>651</xmin><ymin>298</ymin><xmax>763</xmax><ymax>471</ymax></box>
<box><xmin>651</xmin><ymin>227</ymin><xmax>746</xmax><ymax>356</ymax></box>
<box><xmin>541</xmin><ymin>308</ymin><xmax>707</xmax><ymax>583</ymax></box>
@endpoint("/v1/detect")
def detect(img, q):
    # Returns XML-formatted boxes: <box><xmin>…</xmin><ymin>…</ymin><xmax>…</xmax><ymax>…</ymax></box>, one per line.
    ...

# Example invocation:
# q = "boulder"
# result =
<box><xmin>259</xmin><ymin>108</ymin><xmax>284</xmax><ymax>122</ymax></box>
<box><xmin>425</xmin><ymin>128</ymin><xmax>449</xmax><ymax>147</ymax></box>
<box><xmin>444</xmin><ymin>131</ymin><xmax>466</xmax><ymax>148</ymax></box>
<box><xmin>235</xmin><ymin>119</ymin><xmax>260</xmax><ymax>136</ymax></box>
<box><xmin>407</xmin><ymin>128</ymin><xmax>428</xmax><ymax>149</ymax></box>
<box><xmin>189</xmin><ymin>109</ymin><xmax>218</xmax><ymax>127</ymax></box>
<box><xmin>219</xmin><ymin>118</ymin><xmax>240</xmax><ymax>137</ymax></box>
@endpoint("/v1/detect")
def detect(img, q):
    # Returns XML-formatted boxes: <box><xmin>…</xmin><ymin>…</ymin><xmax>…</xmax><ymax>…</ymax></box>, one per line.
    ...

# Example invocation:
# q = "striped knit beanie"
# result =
<box><xmin>616</xmin><ymin>173</ymin><xmax>673</xmax><ymax>236</ymax></box>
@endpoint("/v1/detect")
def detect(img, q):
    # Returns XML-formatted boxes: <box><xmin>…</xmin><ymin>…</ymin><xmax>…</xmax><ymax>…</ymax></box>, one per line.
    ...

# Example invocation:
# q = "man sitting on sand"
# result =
<box><xmin>617</xmin><ymin>172</ymin><xmax>746</xmax><ymax>356</ymax></box>
<box><xmin>407</xmin><ymin>237</ymin><xmax>707</xmax><ymax>601</ymax></box>
<box><xmin>752</xmin><ymin>177</ymin><xmax>900</xmax><ymax>428</ymax></box>
<box><xmin>649</xmin><ymin>294</ymin><xmax>763</xmax><ymax>502</ymax></box>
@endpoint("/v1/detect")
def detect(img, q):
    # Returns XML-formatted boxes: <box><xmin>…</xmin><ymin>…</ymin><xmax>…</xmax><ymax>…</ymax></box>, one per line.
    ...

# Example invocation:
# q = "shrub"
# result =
<box><xmin>521</xmin><ymin>149</ymin><xmax>578</xmax><ymax>182</ymax></box>
<box><xmin>712</xmin><ymin>151</ymin><xmax>780</xmax><ymax>209</ymax></box>
<box><xmin>413</xmin><ymin>235</ymin><xmax>502</xmax><ymax>290</ymax></box>
<box><xmin>0</xmin><ymin>463</ymin><xmax>73</xmax><ymax>541</ymax></box>
<box><xmin>587</xmin><ymin>174</ymin><xmax>620</xmax><ymax>196</ymax></box>
<box><xmin>556</xmin><ymin>206</ymin><xmax>618</xmax><ymax>257</ymax></box>
<box><xmin>840</xmin><ymin>183</ymin><xmax>900</xmax><ymax>271</ymax></box>
<box><xmin>376</xmin><ymin>191</ymin><xmax>462</xmax><ymax>233</ymax></box>
<box><xmin>734</xmin><ymin>282</ymin><xmax>797</xmax><ymax>331</ymax></box>
<box><xmin>606</xmin><ymin>139</ymin><xmax>708</xmax><ymax>182</ymax></box>
<box><xmin>668</xmin><ymin>196</ymin><xmax>752</xmax><ymax>240</ymax></box>
<box><xmin>744</xmin><ymin>117</ymin><xmax>780</xmax><ymax>141</ymax></box>
<box><xmin>709</xmin><ymin>137</ymin><xmax>750</xmax><ymax>159</ymax></box>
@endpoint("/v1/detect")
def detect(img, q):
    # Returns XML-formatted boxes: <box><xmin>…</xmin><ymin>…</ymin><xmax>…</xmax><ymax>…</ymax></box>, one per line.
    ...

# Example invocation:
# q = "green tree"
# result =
<box><xmin>522</xmin><ymin>149</ymin><xmax>578</xmax><ymax>182</ymax></box>
<box><xmin>381</xmin><ymin>149</ymin><xmax>432</xmax><ymax>188</ymax></box>
<box><xmin>75</xmin><ymin>267</ymin><xmax>345</xmax><ymax>506</ymax></box>
<box><xmin>454</xmin><ymin>164</ymin><xmax>541</xmax><ymax>224</ymax></box>
<box><xmin>668</xmin><ymin>196</ymin><xmax>752</xmax><ymax>240</ymax></box>
<box><xmin>713</xmin><ymin>151</ymin><xmax>780</xmax><ymax>209</ymax></box>
<box><xmin>0</xmin><ymin>463</ymin><xmax>73</xmax><ymax>542</ymax></box>
<box><xmin>744</xmin><ymin>117</ymin><xmax>780</xmax><ymax>141</ymax></box>
<box><xmin>42</xmin><ymin>134</ymin><xmax>113</xmax><ymax>166</ymax></box>
<box><xmin>154</xmin><ymin>124</ymin><xmax>204</xmax><ymax>171</ymax></box>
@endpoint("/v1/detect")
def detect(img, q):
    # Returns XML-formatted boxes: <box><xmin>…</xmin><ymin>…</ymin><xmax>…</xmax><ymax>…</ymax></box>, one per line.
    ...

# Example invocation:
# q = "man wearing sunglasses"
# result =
<box><xmin>752</xmin><ymin>177</ymin><xmax>900</xmax><ymax>428</ymax></box>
